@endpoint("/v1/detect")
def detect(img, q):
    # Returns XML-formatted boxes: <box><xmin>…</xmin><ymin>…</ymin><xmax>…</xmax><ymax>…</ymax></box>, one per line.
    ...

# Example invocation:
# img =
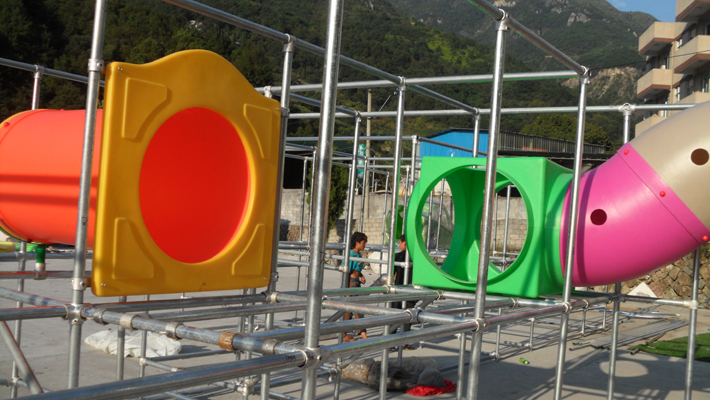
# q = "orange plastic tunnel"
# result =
<box><xmin>0</xmin><ymin>109</ymin><xmax>102</xmax><ymax>247</ymax></box>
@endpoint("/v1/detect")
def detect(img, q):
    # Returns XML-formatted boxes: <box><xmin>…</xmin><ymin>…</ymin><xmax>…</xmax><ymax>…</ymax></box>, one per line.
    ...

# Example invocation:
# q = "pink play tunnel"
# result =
<box><xmin>560</xmin><ymin>102</ymin><xmax>710</xmax><ymax>287</ymax></box>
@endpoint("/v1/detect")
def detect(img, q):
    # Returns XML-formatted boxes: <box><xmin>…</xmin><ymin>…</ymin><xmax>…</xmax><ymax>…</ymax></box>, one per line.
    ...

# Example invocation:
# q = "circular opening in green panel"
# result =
<box><xmin>416</xmin><ymin>178</ymin><xmax>455</xmax><ymax>266</ymax></box>
<box><xmin>421</xmin><ymin>168</ymin><xmax>530</xmax><ymax>285</ymax></box>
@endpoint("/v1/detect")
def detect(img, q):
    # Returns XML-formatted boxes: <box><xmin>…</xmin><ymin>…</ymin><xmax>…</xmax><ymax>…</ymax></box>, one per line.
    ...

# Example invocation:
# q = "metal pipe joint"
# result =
<box><xmin>495</xmin><ymin>11</ymin><xmax>510</xmax><ymax>28</ymax></box>
<box><xmin>64</xmin><ymin>304</ymin><xmax>86</xmax><ymax>325</ymax></box>
<box><xmin>405</xmin><ymin>307</ymin><xmax>421</xmax><ymax>323</ymax></box>
<box><xmin>87</xmin><ymin>58</ymin><xmax>104</xmax><ymax>73</ymax></box>
<box><xmin>301</xmin><ymin>346</ymin><xmax>330</xmax><ymax>369</ymax></box>
<box><xmin>35</xmin><ymin>262</ymin><xmax>47</xmax><ymax>280</ymax></box>
<box><xmin>283</xmin><ymin>34</ymin><xmax>297</xmax><ymax>52</ymax></box>
<box><xmin>160</xmin><ymin>321</ymin><xmax>183</xmax><ymax>340</ymax></box>
<box><xmin>619</xmin><ymin>103</ymin><xmax>635</xmax><ymax>116</ymax></box>
<box><xmin>264</xmin><ymin>291</ymin><xmax>280</xmax><ymax>304</ymax></box>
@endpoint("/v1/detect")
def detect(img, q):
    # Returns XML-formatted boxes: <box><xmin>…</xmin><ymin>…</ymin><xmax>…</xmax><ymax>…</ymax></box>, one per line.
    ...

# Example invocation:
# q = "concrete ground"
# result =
<box><xmin>1</xmin><ymin>257</ymin><xmax>709</xmax><ymax>399</ymax></box>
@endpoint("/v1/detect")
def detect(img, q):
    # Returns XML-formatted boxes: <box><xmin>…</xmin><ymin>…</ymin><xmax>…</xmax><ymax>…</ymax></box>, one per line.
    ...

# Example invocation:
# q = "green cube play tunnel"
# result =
<box><xmin>406</xmin><ymin>157</ymin><xmax>572</xmax><ymax>298</ymax></box>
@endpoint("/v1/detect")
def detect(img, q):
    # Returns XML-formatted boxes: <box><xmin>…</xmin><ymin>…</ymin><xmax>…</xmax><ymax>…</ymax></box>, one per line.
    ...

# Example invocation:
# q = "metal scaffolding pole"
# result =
<box><xmin>466</xmin><ymin>13</ymin><xmax>508</xmax><ymax>400</ymax></box>
<box><xmin>472</xmin><ymin>114</ymin><xmax>481</xmax><ymax>158</ymax></box>
<box><xmin>263</xmin><ymin>36</ymin><xmax>296</xmax><ymax>398</ymax></box>
<box><xmin>67</xmin><ymin>0</ymin><xmax>108</xmax><ymax>389</ymax></box>
<box><xmin>10</xmin><ymin>242</ymin><xmax>27</xmax><ymax>399</ymax></box>
<box><xmin>288</xmin><ymin>103</ymin><xmax>693</xmax><ymax>120</ymax></box>
<box><xmin>684</xmin><ymin>248</ymin><xmax>702</xmax><ymax>400</ymax></box>
<box><xmin>342</xmin><ymin>115</ymin><xmax>363</xmax><ymax>289</ymax></box>
<box><xmin>258</xmin><ymin>70</ymin><xmax>578</xmax><ymax>93</ymax></box>
<box><xmin>607</xmin><ymin>104</ymin><xmax>633</xmax><ymax>399</ymax></box>
<box><xmin>0</xmin><ymin>321</ymin><xmax>43</xmax><ymax>394</ymax></box>
<box><xmin>380</xmin><ymin>84</ymin><xmax>407</xmax><ymax>400</ymax></box>
<box><xmin>302</xmin><ymin>0</ymin><xmax>345</xmax><ymax>398</ymax></box>
<box><xmin>553</xmin><ymin>71</ymin><xmax>591</xmax><ymax>400</ymax></box>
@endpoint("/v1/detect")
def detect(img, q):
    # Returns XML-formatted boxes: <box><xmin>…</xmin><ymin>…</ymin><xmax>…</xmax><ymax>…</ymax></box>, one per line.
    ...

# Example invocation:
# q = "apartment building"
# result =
<box><xmin>636</xmin><ymin>0</ymin><xmax>710</xmax><ymax>135</ymax></box>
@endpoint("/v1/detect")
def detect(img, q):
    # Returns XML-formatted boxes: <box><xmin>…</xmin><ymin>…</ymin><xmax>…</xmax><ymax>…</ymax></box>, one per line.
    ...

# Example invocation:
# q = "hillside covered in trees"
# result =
<box><xmin>1</xmin><ymin>0</ymin><xmax>625</xmax><ymax>148</ymax></box>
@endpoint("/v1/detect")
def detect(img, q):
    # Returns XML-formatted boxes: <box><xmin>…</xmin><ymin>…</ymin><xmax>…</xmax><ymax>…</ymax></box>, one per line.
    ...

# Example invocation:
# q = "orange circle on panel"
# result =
<box><xmin>139</xmin><ymin>107</ymin><xmax>250</xmax><ymax>263</ymax></box>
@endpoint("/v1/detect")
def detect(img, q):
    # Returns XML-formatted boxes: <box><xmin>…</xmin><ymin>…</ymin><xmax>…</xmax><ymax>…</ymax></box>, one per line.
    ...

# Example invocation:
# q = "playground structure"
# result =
<box><xmin>0</xmin><ymin>0</ymin><xmax>707</xmax><ymax>400</ymax></box>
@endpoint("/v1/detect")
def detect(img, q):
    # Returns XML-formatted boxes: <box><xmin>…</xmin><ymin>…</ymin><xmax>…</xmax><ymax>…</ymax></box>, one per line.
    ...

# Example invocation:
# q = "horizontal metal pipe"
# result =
<box><xmin>258</xmin><ymin>70</ymin><xmax>578</xmax><ymax>93</ymax></box>
<box><xmin>288</xmin><ymin>103</ymin><xmax>696</xmax><ymax>120</ymax></box>
<box><xmin>289</xmin><ymin>93</ymin><xmax>358</xmax><ymax>117</ymax></box>
<box><xmin>93</xmin><ymin>293</ymin><xmax>267</xmax><ymax>313</ymax></box>
<box><xmin>325</xmin><ymin>318</ymin><xmax>481</xmax><ymax>359</ymax></box>
<box><xmin>0</xmin><ymin>57</ymin><xmax>103</xmax><ymax>86</ymax></box>
<box><xmin>0</xmin><ymin>287</ymin><xmax>66</xmax><ymax>307</ymax></box>
<box><xmin>250</xmin><ymin>314</ymin><xmax>411</xmax><ymax>342</ymax></box>
<box><xmin>0</xmin><ymin>252</ymin><xmax>82</xmax><ymax>261</ymax></box>
<box><xmin>148</xmin><ymin>350</ymin><xmax>231</xmax><ymax>363</ymax></box>
<box><xmin>146</xmin><ymin>302</ymin><xmax>307</xmax><ymax>322</ymax></box>
<box><xmin>0</xmin><ymin>271</ymin><xmax>75</xmax><ymax>280</ymax></box>
<box><xmin>407</xmin><ymin>85</ymin><xmax>478</xmax><ymax>115</ymax></box>
<box><xmin>20</xmin><ymin>352</ymin><xmax>307</xmax><ymax>400</ymax></box>
<box><xmin>97</xmin><ymin>308</ymin><xmax>302</xmax><ymax>356</ymax></box>
<box><xmin>0</xmin><ymin>306</ymin><xmax>68</xmax><ymax>321</ymax></box>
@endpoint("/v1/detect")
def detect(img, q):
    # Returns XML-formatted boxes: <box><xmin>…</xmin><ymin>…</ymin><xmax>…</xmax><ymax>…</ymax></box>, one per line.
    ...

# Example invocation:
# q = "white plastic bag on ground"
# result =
<box><xmin>84</xmin><ymin>329</ymin><xmax>181</xmax><ymax>358</ymax></box>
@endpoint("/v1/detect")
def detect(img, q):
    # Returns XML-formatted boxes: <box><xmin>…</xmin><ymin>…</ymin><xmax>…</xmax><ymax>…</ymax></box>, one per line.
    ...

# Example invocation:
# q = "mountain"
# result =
<box><xmin>1</xmin><ymin>0</ymin><xmax>583</xmax><ymax>132</ymax></box>
<box><xmin>386</xmin><ymin>0</ymin><xmax>656</xmax><ymax>72</ymax></box>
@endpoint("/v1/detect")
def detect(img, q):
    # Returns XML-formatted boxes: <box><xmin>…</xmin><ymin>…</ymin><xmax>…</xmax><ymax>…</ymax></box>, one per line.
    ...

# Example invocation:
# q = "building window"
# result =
<box><xmin>703</xmin><ymin>71</ymin><xmax>710</xmax><ymax>93</ymax></box>
<box><xmin>675</xmin><ymin>87</ymin><xmax>681</xmax><ymax>102</ymax></box>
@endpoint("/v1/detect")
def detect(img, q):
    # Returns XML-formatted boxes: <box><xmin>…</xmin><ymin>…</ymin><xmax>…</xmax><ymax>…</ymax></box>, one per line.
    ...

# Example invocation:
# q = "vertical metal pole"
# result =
<box><xmin>1</xmin><ymin>322</ymin><xmax>43</xmax><ymax>394</ymax></box>
<box><xmin>405</xmin><ymin>136</ymin><xmax>419</xmax><ymax>234</ymax></box>
<box><xmin>553</xmin><ymin>70</ymin><xmax>591</xmax><ymax>400</ymax></box>
<box><xmin>300</xmin><ymin>159</ymin><xmax>309</xmax><ymax>241</ymax></box>
<box><xmin>401</xmin><ymin>165</ymin><xmax>410</xmax><ymax>236</ymax></box>
<box><xmin>426</xmin><ymin>191</ymin><xmax>433</xmax><ymax>249</ymax></box>
<box><xmin>493</xmin><ymin>192</ymin><xmax>499</xmax><ymax>254</ymax></box>
<box><xmin>302</xmin><ymin>1</ymin><xmax>345</xmax><ymax>398</ymax></box>
<box><xmin>386</xmin><ymin>86</ymin><xmax>406</xmax><ymax>284</ymax></box>
<box><xmin>381</xmin><ymin>174</ymin><xmax>390</xmax><ymax>248</ymax></box>
<box><xmin>684</xmin><ymin>248</ymin><xmax>701</xmax><ymax>400</ymax></box>
<box><xmin>409</xmin><ymin>136</ymin><xmax>419</xmax><ymax>194</ymax></box>
<box><xmin>467</xmin><ymin>14</ymin><xmax>508</xmax><ymax>400</ymax></box>
<box><xmin>607</xmin><ymin>106</ymin><xmax>632</xmax><ymax>399</ymax></box>
<box><xmin>380</xmin><ymin>84</ymin><xmax>406</xmax><ymax>400</ymax></box>
<box><xmin>31</xmin><ymin>66</ymin><xmax>44</xmax><ymax>110</ymax></box>
<box><xmin>472</xmin><ymin>114</ymin><xmax>481</xmax><ymax>158</ymax></box>
<box><xmin>606</xmin><ymin>283</ymin><xmax>621</xmax><ymax>399</ymax></box>
<box><xmin>262</xmin><ymin>39</ymin><xmax>294</xmax><ymax>399</ymax></box>
<box><xmin>494</xmin><ymin>308</ymin><xmax>502</xmax><ymax>357</ymax></box>
<box><xmin>342</xmin><ymin>116</ymin><xmax>363</xmax><ymax>289</ymax></box>
<box><xmin>10</xmin><ymin>242</ymin><xmax>27</xmax><ymax>399</ymax></box>
<box><xmin>359</xmin><ymin>159</ymin><xmax>368</xmax><ymax>232</ymax></box>
<box><xmin>308</xmin><ymin>151</ymin><xmax>317</xmax><ymax>245</ymax></box>
<box><xmin>622</xmin><ymin>105</ymin><xmax>632</xmax><ymax>145</ymax></box>
<box><xmin>364</xmin><ymin>89</ymin><xmax>372</xmax><ymax>219</ymax></box>
<box><xmin>116</xmin><ymin>296</ymin><xmax>127</xmax><ymax>381</ymax></box>
<box><xmin>502</xmin><ymin>185</ymin><xmax>511</xmax><ymax>267</ymax></box>
<box><xmin>139</xmin><ymin>295</ymin><xmax>149</xmax><ymax>378</ymax></box>
<box><xmin>11</xmin><ymin>71</ymin><xmax>41</xmax><ymax>397</ymax></box>
<box><xmin>455</xmin><ymin>301</ymin><xmax>467</xmax><ymax>400</ymax></box>
<box><xmin>68</xmin><ymin>0</ymin><xmax>108</xmax><ymax>389</ymax></box>
<box><xmin>269</xmin><ymin>32</ymin><xmax>295</xmax><ymax>305</ymax></box>
<box><xmin>435</xmin><ymin>179</ymin><xmax>445</xmax><ymax>252</ymax></box>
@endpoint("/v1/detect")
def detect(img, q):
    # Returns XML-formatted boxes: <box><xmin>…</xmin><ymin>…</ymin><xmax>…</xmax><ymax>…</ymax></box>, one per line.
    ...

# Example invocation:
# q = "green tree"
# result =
<box><xmin>521</xmin><ymin>114</ymin><xmax>611</xmax><ymax>149</ymax></box>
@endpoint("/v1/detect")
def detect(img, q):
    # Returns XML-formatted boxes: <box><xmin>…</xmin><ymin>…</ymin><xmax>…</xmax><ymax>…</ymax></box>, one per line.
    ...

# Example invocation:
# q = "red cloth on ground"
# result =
<box><xmin>405</xmin><ymin>380</ymin><xmax>456</xmax><ymax>396</ymax></box>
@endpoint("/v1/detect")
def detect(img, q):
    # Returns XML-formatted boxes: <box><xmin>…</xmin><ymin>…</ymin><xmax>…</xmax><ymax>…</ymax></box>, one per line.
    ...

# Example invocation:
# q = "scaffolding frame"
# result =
<box><xmin>0</xmin><ymin>0</ymin><xmax>705</xmax><ymax>399</ymax></box>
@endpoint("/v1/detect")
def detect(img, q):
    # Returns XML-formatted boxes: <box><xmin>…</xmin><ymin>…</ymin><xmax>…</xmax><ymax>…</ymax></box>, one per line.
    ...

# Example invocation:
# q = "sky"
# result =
<box><xmin>608</xmin><ymin>0</ymin><xmax>676</xmax><ymax>22</ymax></box>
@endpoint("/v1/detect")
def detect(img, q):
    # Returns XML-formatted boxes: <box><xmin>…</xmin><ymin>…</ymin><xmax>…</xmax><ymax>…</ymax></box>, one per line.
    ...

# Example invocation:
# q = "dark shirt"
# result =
<box><xmin>393</xmin><ymin>250</ymin><xmax>410</xmax><ymax>286</ymax></box>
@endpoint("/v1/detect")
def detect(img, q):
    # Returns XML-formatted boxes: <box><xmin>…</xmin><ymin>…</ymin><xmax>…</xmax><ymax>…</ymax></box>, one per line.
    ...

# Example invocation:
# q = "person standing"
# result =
<box><xmin>343</xmin><ymin>232</ymin><xmax>368</xmax><ymax>341</ymax></box>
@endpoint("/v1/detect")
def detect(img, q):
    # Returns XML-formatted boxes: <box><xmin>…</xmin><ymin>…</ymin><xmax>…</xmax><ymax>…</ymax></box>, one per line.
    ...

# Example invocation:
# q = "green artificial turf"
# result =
<box><xmin>629</xmin><ymin>333</ymin><xmax>710</xmax><ymax>362</ymax></box>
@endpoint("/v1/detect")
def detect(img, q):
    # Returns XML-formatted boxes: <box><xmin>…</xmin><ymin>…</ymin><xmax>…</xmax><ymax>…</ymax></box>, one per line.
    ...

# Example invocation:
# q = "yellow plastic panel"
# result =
<box><xmin>92</xmin><ymin>50</ymin><xmax>281</xmax><ymax>296</ymax></box>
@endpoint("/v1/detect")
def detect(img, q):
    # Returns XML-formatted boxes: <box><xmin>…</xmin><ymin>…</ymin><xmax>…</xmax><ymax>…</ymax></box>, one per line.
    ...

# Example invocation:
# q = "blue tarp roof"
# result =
<box><xmin>420</xmin><ymin>129</ymin><xmax>488</xmax><ymax>158</ymax></box>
